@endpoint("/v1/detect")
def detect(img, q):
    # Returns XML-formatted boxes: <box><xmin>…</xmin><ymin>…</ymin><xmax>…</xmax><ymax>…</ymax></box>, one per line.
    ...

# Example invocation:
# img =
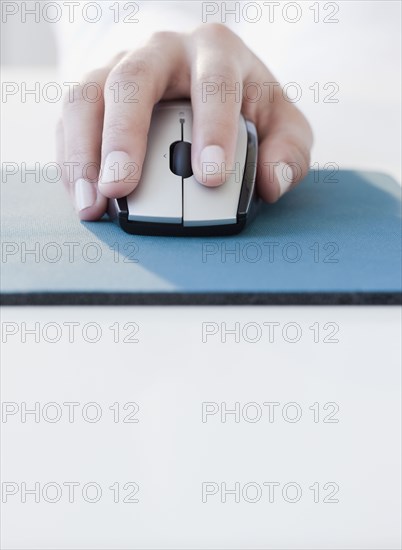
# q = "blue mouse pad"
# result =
<box><xmin>1</xmin><ymin>170</ymin><xmax>401</xmax><ymax>305</ymax></box>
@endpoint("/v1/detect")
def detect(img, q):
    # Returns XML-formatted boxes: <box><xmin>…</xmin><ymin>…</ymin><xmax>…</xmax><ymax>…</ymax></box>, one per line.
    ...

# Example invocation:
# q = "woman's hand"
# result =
<box><xmin>57</xmin><ymin>23</ymin><xmax>313</xmax><ymax>220</ymax></box>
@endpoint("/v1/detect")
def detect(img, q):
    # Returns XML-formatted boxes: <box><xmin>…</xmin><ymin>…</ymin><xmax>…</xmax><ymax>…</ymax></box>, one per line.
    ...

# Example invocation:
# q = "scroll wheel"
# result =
<box><xmin>169</xmin><ymin>141</ymin><xmax>193</xmax><ymax>178</ymax></box>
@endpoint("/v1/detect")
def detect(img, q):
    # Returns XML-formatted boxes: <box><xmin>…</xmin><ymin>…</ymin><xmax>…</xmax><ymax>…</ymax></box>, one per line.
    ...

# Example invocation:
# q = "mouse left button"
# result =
<box><xmin>127</xmin><ymin>107</ymin><xmax>183</xmax><ymax>224</ymax></box>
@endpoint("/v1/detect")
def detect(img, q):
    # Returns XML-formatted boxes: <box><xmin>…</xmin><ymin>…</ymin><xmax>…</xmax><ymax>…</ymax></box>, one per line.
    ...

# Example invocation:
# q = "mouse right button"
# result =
<box><xmin>183</xmin><ymin>116</ymin><xmax>248</xmax><ymax>226</ymax></box>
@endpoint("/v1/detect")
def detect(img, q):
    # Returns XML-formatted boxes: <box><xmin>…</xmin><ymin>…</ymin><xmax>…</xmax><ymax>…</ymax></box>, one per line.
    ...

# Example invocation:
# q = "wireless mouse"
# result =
<box><xmin>108</xmin><ymin>100</ymin><xmax>259</xmax><ymax>236</ymax></box>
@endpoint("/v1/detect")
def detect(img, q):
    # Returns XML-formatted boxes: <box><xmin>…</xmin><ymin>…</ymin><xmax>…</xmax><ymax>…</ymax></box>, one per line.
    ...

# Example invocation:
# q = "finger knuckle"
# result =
<box><xmin>194</xmin><ymin>22</ymin><xmax>234</xmax><ymax>41</ymax></box>
<box><xmin>103</xmin><ymin>116</ymin><xmax>133</xmax><ymax>143</ymax></box>
<box><xmin>148</xmin><ymin>30</ymin><xmax>179</xmax><ymax>45</ymax></box>
<box><xmin>109</xmin><ymin>55</ymin><xmax>151</xmax><ymax>82</ymax></box>
<box><xmin>196</xmin><ymin>66</ymin><xmax>239</xmax><ymax>93</ymax></box>
<box><xmin>111</xmin><ymin>116</ymin><xmax>133</xmax><ymax>135</ymax></box>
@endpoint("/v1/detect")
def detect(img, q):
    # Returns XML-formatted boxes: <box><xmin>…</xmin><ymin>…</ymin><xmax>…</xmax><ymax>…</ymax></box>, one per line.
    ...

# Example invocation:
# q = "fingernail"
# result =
<box><xmin>200</xmin><ymin>145</ymin><xmax>226</xmax><ymax>182</ymax></box>
<box><xmin>100</xmin><ymin>151</ymin><xmax>132</xmax><ymax>185</ymax></box>
<box><xmin>275</xmin><ymin>162</ymin><xmax>294</xmax><ymax>196</ymax></box>
<box><xmin>75</xmin><ymin>178</ymin><xmax>96</xmax><ymax>212</ymax></box>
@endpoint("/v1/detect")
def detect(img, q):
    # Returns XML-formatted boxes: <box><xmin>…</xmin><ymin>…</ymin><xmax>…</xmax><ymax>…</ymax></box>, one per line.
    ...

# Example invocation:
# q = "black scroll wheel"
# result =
<box><xmin>170</xmin><ymin>141</ymin><xmax>193</xmax><ymax>178</ymax></box>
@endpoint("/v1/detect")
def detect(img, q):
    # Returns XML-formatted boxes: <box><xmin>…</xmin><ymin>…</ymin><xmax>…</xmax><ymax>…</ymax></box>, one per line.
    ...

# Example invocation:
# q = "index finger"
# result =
<box><xmin>98</xmin><ymin>33</ymin><xmax>187</xmax><ymax>198</ymax></box>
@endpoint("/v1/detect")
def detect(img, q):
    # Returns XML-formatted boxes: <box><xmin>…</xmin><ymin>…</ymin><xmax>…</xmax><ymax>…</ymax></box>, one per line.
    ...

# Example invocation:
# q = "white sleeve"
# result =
<box><xmin>54</xmin><ymin>1</ymin><xmax>218</xmax><ymax>80</ymax></box>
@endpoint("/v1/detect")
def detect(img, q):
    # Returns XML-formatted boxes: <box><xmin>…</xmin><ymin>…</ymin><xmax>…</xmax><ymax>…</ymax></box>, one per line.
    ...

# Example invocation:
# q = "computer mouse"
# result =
<box><xmin>108</xmin><ymin>100</ymin><xmax>259</xmax><ymax>236</ymax></box>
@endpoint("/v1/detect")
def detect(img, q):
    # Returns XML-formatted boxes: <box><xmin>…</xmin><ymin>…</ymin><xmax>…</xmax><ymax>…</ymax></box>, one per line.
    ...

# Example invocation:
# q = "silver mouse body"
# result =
<box><xmin>109</xmin><ymin>100</ymin><xmax>258</xmax><ymax>236</ymax></box>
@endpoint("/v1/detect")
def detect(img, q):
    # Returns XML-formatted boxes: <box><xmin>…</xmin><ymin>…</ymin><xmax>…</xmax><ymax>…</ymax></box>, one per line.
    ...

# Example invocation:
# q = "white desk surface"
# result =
<box><xmin>1</xmin><ymin>306</ymin><xmax>401</xmax><ymax>549</ymax></box>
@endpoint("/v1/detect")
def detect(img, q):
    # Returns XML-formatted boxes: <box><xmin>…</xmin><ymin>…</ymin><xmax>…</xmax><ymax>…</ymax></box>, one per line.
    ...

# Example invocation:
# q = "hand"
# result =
<box><xmin>57</xmin><ymin>23</ymin><xmax>313</xmax><ymax>220</ymax></box>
